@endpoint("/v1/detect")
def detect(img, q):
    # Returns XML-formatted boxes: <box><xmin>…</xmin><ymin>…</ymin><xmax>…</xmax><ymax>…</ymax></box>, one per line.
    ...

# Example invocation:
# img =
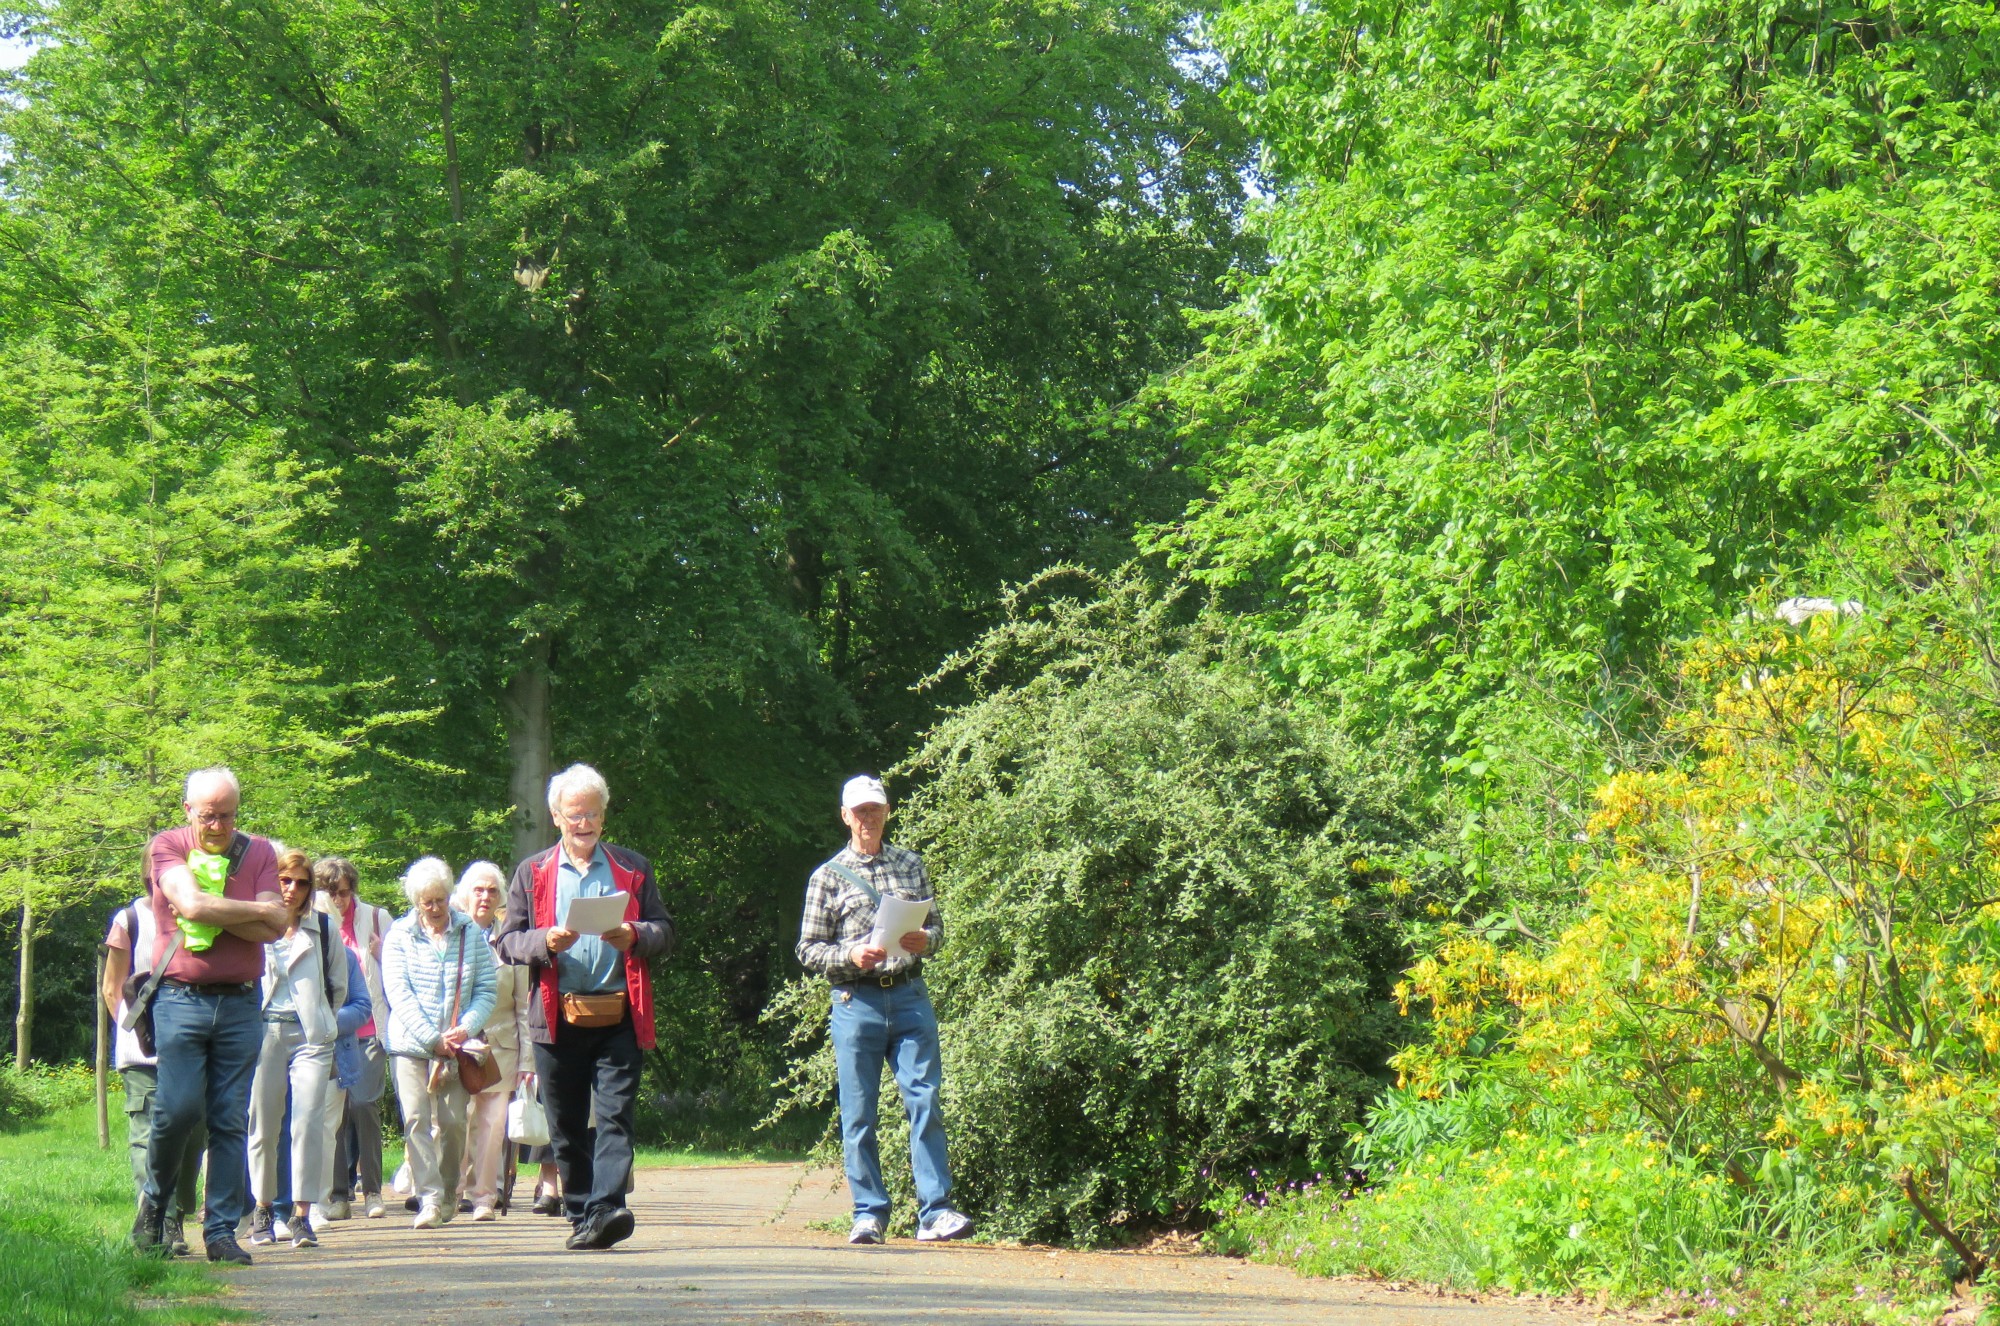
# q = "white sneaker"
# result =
<box><xmin>272</xmin><ymin>1216</ymin><xmax>293</xmax><ymax>1242</ymax></box>
<box><xmin>916</xmin><ymin>1209</ymin><xmax>973</xmax><ymax>1242</ymax></box>
<box><xmin>412</xmin><ymin>1201</ymin><xmax>443</xmax><ymax>1229</ymax></box>
<box><xmin>847</xmin><ymin>1214</ymin><xmax>885</xmax><ymax>1245</ymax></box>
<box><xmin>323</xmin><ymin>1197</ymin><xmax>351</xmax><ymax>1222</ymax></box>
<box><xmin>471</xmin><ymin>1204</ymin><xmax>497</xmax><ymax>1222</ymax></box>
<box><xmin>364</xmin><ymin>1193</ymin><xmax>386</xmax><ymax>1220</ymax></box>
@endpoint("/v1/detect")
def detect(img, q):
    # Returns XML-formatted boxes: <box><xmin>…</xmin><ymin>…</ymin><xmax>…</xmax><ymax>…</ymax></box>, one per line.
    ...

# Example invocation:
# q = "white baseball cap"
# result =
<box><xmin>841</xmin><ymin>775</ymin><xmax>889</xmax><ymax>810</ymax></box>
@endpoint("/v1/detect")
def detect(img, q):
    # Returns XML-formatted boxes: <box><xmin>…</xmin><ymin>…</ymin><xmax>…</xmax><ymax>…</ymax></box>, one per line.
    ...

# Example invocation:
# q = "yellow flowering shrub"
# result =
<box><xmin>1397</xmin><ymin>609</ymin><xmax>2000</xmax><ymax>1275</ymax></box>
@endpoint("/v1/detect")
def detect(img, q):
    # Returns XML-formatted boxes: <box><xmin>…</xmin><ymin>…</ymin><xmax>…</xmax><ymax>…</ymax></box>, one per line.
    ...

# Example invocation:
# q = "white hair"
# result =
<box><xmin>546</xmin><ymin>763</ymin><xmax>611</xmax><ymax>818</ymax></box>
<box><xmin>401</xmin><ymin>856</ymin><xmax>455</xmax><ymax>907</ymax></box>
<box><xmin>452</xmin><ymin>860</ymin><xmax>507</xmax><ymax>915</ymax></box>
<box><xmin>184</xmin><ymin>766</ymin><xmax>241</xmax><ymax>803</ymax></box>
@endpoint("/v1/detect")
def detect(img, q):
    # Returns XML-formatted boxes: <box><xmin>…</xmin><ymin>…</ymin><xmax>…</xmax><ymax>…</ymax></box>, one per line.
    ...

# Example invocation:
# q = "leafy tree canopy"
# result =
<box><xmin>1162</xmin><ymin>0</ymin><xmax>2000</xmax><ymax>751</ymax></box>
<box><xmin>0</xmin><ymin>0</ymin><xmax>1246</xmax><ymax>1022</ymax></box>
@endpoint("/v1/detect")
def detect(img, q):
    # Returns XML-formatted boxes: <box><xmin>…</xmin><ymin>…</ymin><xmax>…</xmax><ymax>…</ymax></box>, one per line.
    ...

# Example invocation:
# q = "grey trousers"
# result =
<box><xmin>392</xmin><ymin>1056</ymin><xmax>469</xmax><ymax>1209</ymax></box>
<box><xmin>122</xmin><ymin>1066</ymin><xmax>203</xmax><ymax>1218</ymax></box>
<box><xmin>329</xmin><ymin>1088</ymin><xmax>385</xmax><ymax>1199</ymax></box>
<box><xmin>248</xmin><ymin>1020</ymin><xmax>336</xmax><ymax>1208</ymax></box>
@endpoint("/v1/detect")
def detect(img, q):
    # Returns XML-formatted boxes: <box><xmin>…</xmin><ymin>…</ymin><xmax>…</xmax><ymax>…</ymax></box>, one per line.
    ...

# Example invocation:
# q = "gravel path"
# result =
<box><xmin>222</xmin><ymin>1164</ymin><xmax>1614</xmax><ymax>1325</ymax></box>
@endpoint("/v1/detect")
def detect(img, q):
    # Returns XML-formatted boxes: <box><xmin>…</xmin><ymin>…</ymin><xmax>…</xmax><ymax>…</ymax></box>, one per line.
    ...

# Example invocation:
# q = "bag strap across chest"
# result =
<box><xmin>827</xmin><ymin>861</ymin><xmax>880</xmax><ymax>906</ymax></box>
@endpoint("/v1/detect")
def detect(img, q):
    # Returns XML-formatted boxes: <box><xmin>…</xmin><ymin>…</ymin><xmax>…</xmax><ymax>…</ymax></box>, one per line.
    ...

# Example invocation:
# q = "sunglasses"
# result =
<box><xmin>278</xmin><ymin>876</ymin><xmax>312</xmax><ymax>887</ymax></box>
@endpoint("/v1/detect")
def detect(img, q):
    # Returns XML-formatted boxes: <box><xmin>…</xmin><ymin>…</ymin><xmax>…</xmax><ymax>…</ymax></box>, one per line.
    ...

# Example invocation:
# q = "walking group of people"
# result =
<box><xmin>113</xmin><ymin>762</ymin><xmax>973</xmax><ymax>1267</ymax></box>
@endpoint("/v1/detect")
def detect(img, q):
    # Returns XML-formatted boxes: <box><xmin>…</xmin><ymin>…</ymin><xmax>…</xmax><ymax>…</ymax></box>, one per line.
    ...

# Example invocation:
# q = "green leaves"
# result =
<box><xmin>1162</xmin><ymin>0</ymin><xmax>2000</xmax><ymax>763</ymax></box>
<box><xmin>782</xmin><ymin>568</ymin><xmax>1437</xmax><ymax>1241</ymax></box>
<box><xmin>391</xmin><ymin>392</ymin><xmax>580</xmax><ymax>583</ymax></box>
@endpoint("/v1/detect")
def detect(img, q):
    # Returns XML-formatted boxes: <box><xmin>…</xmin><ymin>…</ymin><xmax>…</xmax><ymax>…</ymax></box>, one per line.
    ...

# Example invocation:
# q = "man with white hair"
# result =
<box><xmin>796</xmin><ymin>774</ymin><xmax>972</xmax><ymax>1245</ymax></box>
<box><xmin>496</xmin><ymin>763</ymin><xmax>673</xmax><ymax>1251</ymax></box>
<box><xmin>132</xmin><ymin>766</ymin><xmax>288</xmax><ymax>1265</ymax></box>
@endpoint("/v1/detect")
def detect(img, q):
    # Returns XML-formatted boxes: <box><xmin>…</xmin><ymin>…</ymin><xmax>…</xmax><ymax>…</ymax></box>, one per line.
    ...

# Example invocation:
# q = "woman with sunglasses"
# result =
<box><xmin>248</xmin><ymin>847</ymin><xmax>358</xmax><ymax>1250</ymax></box>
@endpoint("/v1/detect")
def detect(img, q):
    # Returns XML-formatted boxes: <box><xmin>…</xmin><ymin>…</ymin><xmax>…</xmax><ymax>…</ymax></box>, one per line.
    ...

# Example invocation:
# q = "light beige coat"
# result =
<box><xmin>481</xmin><ymin>939</ymin><xmax>533</xmax><ymax>1089</ymax></box>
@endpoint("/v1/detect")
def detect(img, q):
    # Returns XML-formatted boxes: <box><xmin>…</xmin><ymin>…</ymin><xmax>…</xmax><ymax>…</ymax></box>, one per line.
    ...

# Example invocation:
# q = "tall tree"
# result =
<box><xmin>1164</xmin><ymin>0</ymin><xmax>2000</xmax><ymax>752</ymax></box>
<box><xmin>0</xmin><ymin>218</ymin><xmax>382</xmax><ymax>1060</ymax></box>
<box><xmin>0</xmin><ymin>0</ymin><xmax>1244</xmax><ymax>1016</ymax></box>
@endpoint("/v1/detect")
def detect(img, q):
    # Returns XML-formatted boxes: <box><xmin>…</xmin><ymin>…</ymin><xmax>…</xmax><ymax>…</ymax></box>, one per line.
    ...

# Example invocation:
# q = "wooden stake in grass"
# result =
<box><xmin>94</xmin><ymin>950</ymin><xmax>109</xmax><ymax>1150</ymax></box>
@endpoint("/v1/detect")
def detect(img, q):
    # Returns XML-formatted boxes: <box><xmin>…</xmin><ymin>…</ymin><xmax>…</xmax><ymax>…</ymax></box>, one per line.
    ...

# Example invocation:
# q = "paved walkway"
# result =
<box><xmin>226</xmin><ymin>1164</ymin><xmax>1612</xmax><ymax>1325</ymax></box>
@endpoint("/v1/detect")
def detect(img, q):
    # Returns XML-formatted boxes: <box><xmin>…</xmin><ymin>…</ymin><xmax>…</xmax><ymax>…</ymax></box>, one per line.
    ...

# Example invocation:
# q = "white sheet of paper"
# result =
<box><xmin>868</xmin><ymin>895</ymin><xmax>933</xmax><ymax>965</ymax></box>
<box><xmin>560</xmin><ymin>893</ymin><xmax>629</xmax><ymax>934</ymax></box>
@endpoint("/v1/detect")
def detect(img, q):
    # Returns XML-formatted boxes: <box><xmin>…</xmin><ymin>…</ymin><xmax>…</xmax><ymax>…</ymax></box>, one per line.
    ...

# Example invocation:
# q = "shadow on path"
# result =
<box><xmin>225</xmin><ymin>1163</ymin><xmax>1614</xmax><ymax>1325</ymax></box>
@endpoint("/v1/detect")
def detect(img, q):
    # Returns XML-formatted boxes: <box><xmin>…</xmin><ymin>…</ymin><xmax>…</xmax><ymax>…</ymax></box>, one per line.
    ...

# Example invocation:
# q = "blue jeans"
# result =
<box><xmin>147</xmin><ymin>983</ymin><xmax>262</xmax><ymax>1243</ymax></box>
<box><xmin>829</xmin><ymin>978</ymin><xmax>953</xmax><ymax>1224</ymax></box>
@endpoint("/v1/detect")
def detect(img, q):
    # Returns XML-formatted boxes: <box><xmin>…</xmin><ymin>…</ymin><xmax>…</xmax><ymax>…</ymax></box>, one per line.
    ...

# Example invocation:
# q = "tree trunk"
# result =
<box><xmin>94</xmin><ymin>949</ymin><xmax>110</xmax><ymax>1148</ymax></box>
<box><xmin>14</xmin><ymin>898</ymin><xmax>32</xmax><ymax>1071</ymax></box>
<box><xmin>504</xmin><ymin>637</ymin><xmax>556</xmax><ymax>866</ymax></box>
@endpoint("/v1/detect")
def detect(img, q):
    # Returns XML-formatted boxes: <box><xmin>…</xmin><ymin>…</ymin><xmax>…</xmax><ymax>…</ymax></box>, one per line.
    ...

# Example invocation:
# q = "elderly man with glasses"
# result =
<box><xmin>496</xmin><ymin>763</ymin><xmax>673</xmax><ymax>1251</ymax></box>
<box><xmin>132</xmin><ymin>766</ymin><xmax>289</xmax><ymax>1265</ymax></box>
<box><xmin>797</xmin><ymin>775</ymin><xmax>972</xmax><ymax>1245</ymax></box>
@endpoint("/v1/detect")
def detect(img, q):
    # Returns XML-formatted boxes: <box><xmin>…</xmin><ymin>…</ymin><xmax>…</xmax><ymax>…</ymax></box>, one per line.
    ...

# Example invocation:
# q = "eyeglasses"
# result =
<box><xmin>278</xmin><ymin>876</ymin><xmax>312</xmax><ymax>887</ymax></box>
<box><xmin>193</xmin><ymin>810</ymin><xmax>237</xmax><ymax>826</ymax></box>
<box><xmin>559</xmin><ymin>810</ymin><xmax>604</xmax><ymax>827</ymax></box>
<box><xmin>327</xmin><ymin>886</ymin><xmax>355</xmax><ymax>898</ymax></box>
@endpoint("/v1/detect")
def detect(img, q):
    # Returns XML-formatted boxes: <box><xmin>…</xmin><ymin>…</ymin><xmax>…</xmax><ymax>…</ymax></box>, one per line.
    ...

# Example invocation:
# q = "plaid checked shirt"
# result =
<box><xmin>795</xmin><ymin>842</ymin><xmax>945</xmax><ymax>984</ymax></box>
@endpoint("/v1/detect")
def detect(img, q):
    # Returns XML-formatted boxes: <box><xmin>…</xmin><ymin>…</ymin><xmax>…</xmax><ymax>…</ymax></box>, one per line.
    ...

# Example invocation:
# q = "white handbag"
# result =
<box><xmin>507</xmin><ymin>1080</ymin><xmax>550</xmax><ymax>1146</ymax></box>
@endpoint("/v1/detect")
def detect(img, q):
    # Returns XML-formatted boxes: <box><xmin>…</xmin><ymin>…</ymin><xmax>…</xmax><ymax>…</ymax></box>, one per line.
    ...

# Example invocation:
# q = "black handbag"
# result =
<box><xmin>117</xmin><ymin>908</ymin><xmax>181</xmax><ymax>1058</ymax></box>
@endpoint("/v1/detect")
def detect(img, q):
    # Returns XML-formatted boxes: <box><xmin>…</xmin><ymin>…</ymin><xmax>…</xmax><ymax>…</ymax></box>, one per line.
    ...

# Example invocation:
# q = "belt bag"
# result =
<box><xmin>561</xmin><ymin>991</ymin><xmax>626</xmax><ymax>1027</ymax></box>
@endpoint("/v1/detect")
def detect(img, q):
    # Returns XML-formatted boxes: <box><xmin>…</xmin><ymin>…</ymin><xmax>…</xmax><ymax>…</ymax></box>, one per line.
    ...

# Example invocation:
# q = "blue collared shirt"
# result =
<box><xmin>555</xmin><ymin>846</ymin><xmax>628</xmax><ymax>995</ymax></box>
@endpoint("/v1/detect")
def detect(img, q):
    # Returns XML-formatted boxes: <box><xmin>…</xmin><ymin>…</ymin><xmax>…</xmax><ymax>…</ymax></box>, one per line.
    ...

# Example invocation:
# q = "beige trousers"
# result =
<box><xmin>463</xmin><ymin>1083</ymin><xmax>511</xmax><ymax>1207</ymax></box>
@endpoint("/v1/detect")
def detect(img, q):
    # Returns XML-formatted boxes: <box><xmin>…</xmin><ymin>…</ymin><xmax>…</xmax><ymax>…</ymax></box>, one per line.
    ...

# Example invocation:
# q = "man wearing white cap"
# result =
<box><xmin>796</xmin><ymin>775</ymin><xmax>972</xmax><ymax>1245</ymax></box>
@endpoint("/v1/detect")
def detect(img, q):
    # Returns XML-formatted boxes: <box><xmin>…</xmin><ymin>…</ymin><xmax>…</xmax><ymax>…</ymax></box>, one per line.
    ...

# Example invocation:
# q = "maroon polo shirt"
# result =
<box><xmin>145</xmin><ymin>826</ymin><xmax>280</xmax><ymax>986</ymax></box>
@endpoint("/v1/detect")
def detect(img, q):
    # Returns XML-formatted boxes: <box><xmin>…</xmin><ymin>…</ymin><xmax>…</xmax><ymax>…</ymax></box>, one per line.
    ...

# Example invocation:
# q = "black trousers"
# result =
<box><xmin>532</xmin><ymin>1013</ymin><xmax>642</xmax><ymax>1224</ymax></box>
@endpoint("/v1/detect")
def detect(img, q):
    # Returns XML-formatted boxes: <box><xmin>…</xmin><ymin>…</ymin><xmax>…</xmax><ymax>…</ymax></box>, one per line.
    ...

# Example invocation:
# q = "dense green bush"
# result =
<box><xmin>769</xmin><ymin>569</ymin><xmax>1441</xmax><ymax>1242</ymax></box>
<box><xmin>1223</xmin><ymin>494</ymin><xmax>2000</xmax><ymax>1322</ymax></box>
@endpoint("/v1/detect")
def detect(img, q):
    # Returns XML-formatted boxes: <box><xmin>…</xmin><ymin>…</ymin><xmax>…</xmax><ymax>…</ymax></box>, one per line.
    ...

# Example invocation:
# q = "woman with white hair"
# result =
<box><xmin>382</xmin><ymin>856</ymin><xmax>495</xmax><ymax>1228</ymax></box>
<box><xmin>454</xmin><ymin>861</ymin><xmax>533</xmax><ymax>1220</ymax></box>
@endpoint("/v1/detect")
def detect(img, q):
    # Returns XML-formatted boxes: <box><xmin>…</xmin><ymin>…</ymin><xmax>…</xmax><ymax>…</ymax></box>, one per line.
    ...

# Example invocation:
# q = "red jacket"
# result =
<box><xmin>496</xmin><ymin>843</ymin><xmax>674</xmax><ymax>1050</ymax></box>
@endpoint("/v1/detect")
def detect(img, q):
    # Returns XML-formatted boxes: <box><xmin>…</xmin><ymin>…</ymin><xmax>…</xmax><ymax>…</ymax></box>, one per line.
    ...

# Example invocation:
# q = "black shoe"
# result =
<box><xmin>532</xmin><ymin>1192</ymin><xmax>563</xmax><ymax>1217</ymax></box>
<box><xmin>457</xmin><ymin>1197</ymin><xmax>474</xmax><ymax>1214</ymax></box>
<box><xmin>565</xmin><ymin>1208</ymin><xmax>635</xmax><ymax>1251</ymax></box>
<box><xmin>404</xmin><ymin>1195</ymin><xmax>422</xmax><ymax>1213</ymax></box>
<box><xmin>130</xmin><ymin>1194</ymin><xmax>166</xmax><ymax>1254</ymax></box>
<box><xmin>162</xmin><ymin>1212</ymin><xmax>189</xmax><ymax>1257</ymax></box>
<box><xmin>206</xmin><ymin>1235</ymin><xmax>254</xmax><ymax>1266</ymax></box>
<box><xmin>598</xmin><ymin>1208</ymin><xmax>635</xmax><ymax>1247</ymax></box>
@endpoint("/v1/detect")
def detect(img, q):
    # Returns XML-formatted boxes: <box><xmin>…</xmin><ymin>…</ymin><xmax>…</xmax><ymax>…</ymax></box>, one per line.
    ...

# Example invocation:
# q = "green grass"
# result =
<box><xmin>1210</xmin><ymin>1129</ymin><xmax>1980</xmax><ymax>1326</ymax></box>
<box><xmin>0</xmin><ymin>1099</ymin><xmax>244</xmax><ymax>1326</ymax></box>
<box><xmin>635</xmin><ymin>1138</ymin><xmax>811</xmax><ymax>1168</ymax></box>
